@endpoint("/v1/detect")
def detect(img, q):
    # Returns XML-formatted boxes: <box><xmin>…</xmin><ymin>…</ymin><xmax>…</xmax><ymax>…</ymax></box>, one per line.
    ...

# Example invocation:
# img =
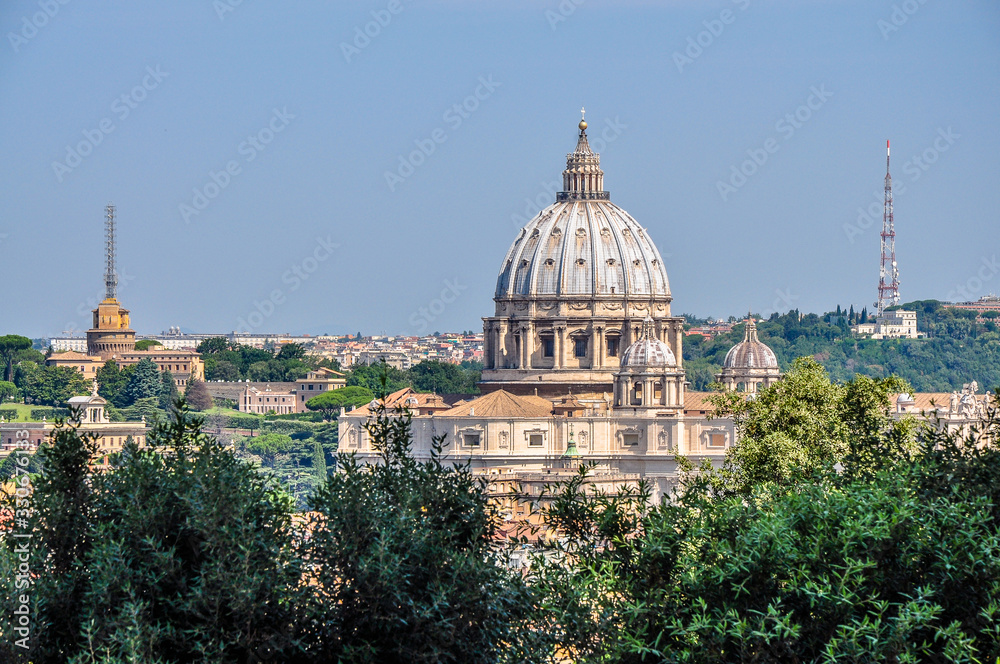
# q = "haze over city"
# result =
<box><xmin>2</xmin><ymin>0</ymin><xmax>998</xmax><ymax>337</ymax></box>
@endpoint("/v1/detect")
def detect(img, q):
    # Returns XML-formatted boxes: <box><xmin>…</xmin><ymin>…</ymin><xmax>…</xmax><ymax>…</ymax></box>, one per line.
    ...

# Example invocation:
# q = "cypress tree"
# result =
<box><xmin>159</xmin><ymin>370</ymin><xmax>179</xmax><ymax>410</ymax></box>
<box><xmin>312</xmin><ymin>439</ymin><xmax>327</xmax><ymax>482</ymax></box>
<box><xmin>121</xmin><ymin>359</ymin><xmax>160</xmax><ymax>406</ymax></box>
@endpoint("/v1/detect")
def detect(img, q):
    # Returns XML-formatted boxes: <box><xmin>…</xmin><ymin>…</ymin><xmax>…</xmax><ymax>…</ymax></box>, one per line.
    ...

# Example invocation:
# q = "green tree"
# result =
<box><xmin>21</xmin><ymin>365</ymin><xmax>90</xmax><ymax>406</ymax></box>
<box><xmin>247</xmin><ymin>432</ymin><xmax>293</xmax><ymax>466</ymax></box>
<box><xmin>0</xmin><ymin>334</ymin><xmax>32</xmax><ymax>382</ymax></box>
<box><xmin>299</xmin><ymin>405</ymin><xmax>538</xmax><ymax>662</ymax></box>
<box><xmin>120</xmin><ymin>396</ymin><xmax>163</xmax><ymax>423</ymax></box>
<box><xmin>121</xmin><ymin>358</ymin><xmax>161</xmax><ymax>406</ymax></box>
<box><xmin>96</xmin><ymin>359</ymin><xmax>130</xmax><ymax>406</ymax></box>
<box><xmin>133</xmin><ymin>339</ymin><xmax>163</xmax><ymax>350</ymax></box>
<box><xmin>205</xmin><ymin>358</ymin><xmax>239</xmax><ymax>381</ymax></box>
<box><xmin>196</xmin><ymin>337</ymin><xmax>232</xmax><ymax>354</ymax></box>
<box><xmin>276</xmin><ymin>343</ymin><xmax>305</xmax><ymax>361</ymax></box>
<box><xmin>347</xmin><ymin>360</ymin><xmax>410</xmax><ymax>398</ymax></box>
<box><xmin>529</xmin><ymin>394</ymin><xmax>1000</xmax><ymax>663</ymax></box>
<box><xmin>184</xmin><ymin>378</ymin><xmax>213</xmax><ymax>411</ymax></box>
<box><xmin>0</xmin><ymin>380</ymin><xmax>18</xmax><ymax>402</ymax></box>
<box><xmin>311</xmin><ymin>439</ymin><xmax>327</xmax><ymax>482</ymax></box>
<box><xmin>305</xmin><ymin>386</ymin><xmax>374</xmax><ymax>421</ymax></box>
<box><xmin>709</xmin><ymin>357</ymin><xmax>913</xmax><ymax>493</ymax></box>
<box><xmin>158</xmin><ymin>370</ymin><xmax>179</xmax><ymax>410</ymax></box>
<box><xmin>9</xmin><ymin>405</ymin><xmax>303</xmax><ymax>662</ymax></box>
<box><xmin>409</xmin><ymin>359</ymin><xmax>478</xmax><ymax>394</ymax></box>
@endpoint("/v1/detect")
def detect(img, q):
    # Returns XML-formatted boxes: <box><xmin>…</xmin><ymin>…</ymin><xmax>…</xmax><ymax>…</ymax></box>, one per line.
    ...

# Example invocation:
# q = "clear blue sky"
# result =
<box><xmin>2</xmin><ymin>0</ymin><xmax>997</xmax><ymax>337</ymax></box>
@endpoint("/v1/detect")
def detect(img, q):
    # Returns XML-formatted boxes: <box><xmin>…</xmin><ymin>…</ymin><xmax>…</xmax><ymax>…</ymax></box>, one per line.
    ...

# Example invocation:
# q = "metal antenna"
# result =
<box><xmin>875</xmin><ymin>140</ymin><xmax>899</xmax><ymax>316</ymax></box>
<box><xmin>104</xmin><ymin>203</ymin><xmax>118</xmax><ymax>300</ymax></box>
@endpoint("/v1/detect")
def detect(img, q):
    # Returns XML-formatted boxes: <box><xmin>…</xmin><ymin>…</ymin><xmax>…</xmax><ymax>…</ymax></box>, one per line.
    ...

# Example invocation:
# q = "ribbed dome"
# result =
<box><xmin>495</xmin><ymin>201</ymin><xmax>670</xmax><ymax>299</ymax></box>
<box><xmin>494</xmin><ymin>117</ymin><xmax>670</xmax><ymax>300</ymax></box>
<box><xmin>620</xmin><ymin>317</ymin><xmax>676</xmax><ymax>368</ymax></box>
<box><xmin>723</xmin><ymin>318</ymin><xmax>778</xmax><ymax>369</ymax></box>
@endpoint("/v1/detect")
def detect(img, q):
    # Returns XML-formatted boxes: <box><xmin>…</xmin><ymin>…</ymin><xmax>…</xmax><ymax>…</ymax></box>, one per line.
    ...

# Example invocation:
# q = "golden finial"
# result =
<box><xmin>579</xmin><ymin>106</ymin><xmax>587</xmax><ymax>132</ymax></box>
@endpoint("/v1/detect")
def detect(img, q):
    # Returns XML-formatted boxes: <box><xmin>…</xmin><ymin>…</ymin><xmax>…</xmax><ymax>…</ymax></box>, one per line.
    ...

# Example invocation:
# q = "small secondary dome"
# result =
<box><xmin>723</xmin><ymin>318</ymin><xmax>778</xmax><ymax>369</ymax></box>
<box><xmin>620</xmin><ymin>317</ymin><xmax>676</xmax><ymax>368</ymax></box>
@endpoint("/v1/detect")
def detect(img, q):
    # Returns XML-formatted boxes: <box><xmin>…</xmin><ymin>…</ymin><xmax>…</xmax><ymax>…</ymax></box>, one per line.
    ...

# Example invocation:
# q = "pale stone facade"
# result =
<box><xmin>240</xmin><ymin>385</ymin><xmax>298</xmax><ymax>415</ymax></box>
<box><xmin>0</xmin><ymin>393</ymin><xmax>147</xmax><ymax>463</ymax></box>
<box><xmin>293</xmin><ymin>367</ymin><xmax>347</xmax><ymax>412</ymax></box>
<box><xmin>853</xmin><ymin>309</ymin><xmax>923</xmax><ymax>339</ymax></box>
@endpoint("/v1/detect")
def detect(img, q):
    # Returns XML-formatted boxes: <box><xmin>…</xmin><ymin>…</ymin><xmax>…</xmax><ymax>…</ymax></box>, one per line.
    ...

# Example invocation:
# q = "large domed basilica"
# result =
<box><xmin>340</xmin><ymin>114</ymin><xmax>781</xmax><ymax>501</ymax></box>
<box><xmin>481</xmin><ymin>115</ymin><xmax>686</xmax><ymax>397</ymax></box>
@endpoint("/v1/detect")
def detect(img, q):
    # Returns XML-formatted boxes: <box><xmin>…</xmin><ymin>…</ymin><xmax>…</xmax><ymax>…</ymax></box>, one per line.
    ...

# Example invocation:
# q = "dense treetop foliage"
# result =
<box><xmin>2</xmin><ymin>377</ymin><xmax>999</xmax><ymax>662</ymax></box>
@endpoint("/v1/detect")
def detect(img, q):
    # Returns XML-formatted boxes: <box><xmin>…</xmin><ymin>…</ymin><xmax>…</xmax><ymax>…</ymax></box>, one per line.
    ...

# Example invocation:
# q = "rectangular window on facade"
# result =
<box><xmin>622</xmin><ymin>433</ymin><xmax>640</xmax><ymax>447</ymax></box>
<box><xmin>528</xmin><ymin>434</ymin><xmax>544</xmax><ymax>447</ymax></box>
<box><xmin>541</xmin><ymin>337</ymin><xmax>554</xmax><ymax>358</ymax></box>
<box><xmin>574</xmin><ymin>339</ymin><xmax>587</xmax><ymax>358</ymax></box>
<box><xmin>607</xmin><ymin>337</ymin><xmax>619</xmax><ymax>357</ymax></box>
<box><xmin>709</xmin><ymin>433</ymin><xmax>727</xmax><ymax>448</ymax></box>
<box><xmin>463</xmin><ymin>433</ymin><xmax>481</xmax><ymax>447</ymax></box>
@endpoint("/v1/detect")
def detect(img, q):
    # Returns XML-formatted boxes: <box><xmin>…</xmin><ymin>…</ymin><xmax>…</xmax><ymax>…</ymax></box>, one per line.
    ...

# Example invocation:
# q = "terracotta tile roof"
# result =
<box><xmin>438</xmin><ymin>390</ymin><xmax>553</xmax><ymax>418</ymax></box>
<box><xmin>891</xmin><ymin>393</ymin><xmax>969</xmax><ymax>414</ymax></box>
<box><xmin>683</xmin><ymin>392</ymin><xmax>721</xmax><ymax>415</ymax></box>
<box><xmin>347</xmin><ymin>387</ymin><xmax>413</xmax><ymax>417</ymax></box>
<box><xmin>48</xmin><ymin>351</ymin><xmax>99</xmax><ymax>361</ymax></box>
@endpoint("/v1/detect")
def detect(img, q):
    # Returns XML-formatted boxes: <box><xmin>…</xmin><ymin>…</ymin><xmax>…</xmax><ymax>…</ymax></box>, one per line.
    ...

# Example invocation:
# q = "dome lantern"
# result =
<box><xmin>558</xmin><ymin>109</ymin><xmax>608</xmax><ymax>202</ymax></box>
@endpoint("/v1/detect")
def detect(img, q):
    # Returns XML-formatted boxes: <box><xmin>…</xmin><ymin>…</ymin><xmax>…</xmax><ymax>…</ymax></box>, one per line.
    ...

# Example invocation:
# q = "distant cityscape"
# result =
<box><xmin>44</xmin><ymin>329</ymin><xmax>485</xmax><ymax>372</ymax></box>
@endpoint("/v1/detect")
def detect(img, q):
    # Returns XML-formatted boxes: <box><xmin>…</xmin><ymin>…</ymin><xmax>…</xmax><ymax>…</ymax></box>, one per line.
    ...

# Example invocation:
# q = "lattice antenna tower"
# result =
<box><xmin>875</xmin><ymin>140</ymin><xmax>899</xmax><ymax>316</ymax></box>
<box><xmin>104</xmin><ymin>203</ymin><xmax>118</xmax><ymax>300</ymax></box>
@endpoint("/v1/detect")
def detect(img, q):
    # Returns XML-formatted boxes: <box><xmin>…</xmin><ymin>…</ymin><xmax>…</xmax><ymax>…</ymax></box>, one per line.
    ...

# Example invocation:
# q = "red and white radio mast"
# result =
<box><xmin>875</xmin><ymin>140</ymin><xmax>900</xmax><ymax>316</ymax></box>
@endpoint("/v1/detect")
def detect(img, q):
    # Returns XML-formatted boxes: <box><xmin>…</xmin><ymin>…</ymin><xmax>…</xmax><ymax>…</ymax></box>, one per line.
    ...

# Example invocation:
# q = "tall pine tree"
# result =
<box><xmin>121</xmin><ymin>359</ymin><xmax>161</xmax><ymax>407</ymax></box>
<box><xmin>159</xmin><ymin>370</ymin><xmax>179</xmax><ymax>410</ymax></box>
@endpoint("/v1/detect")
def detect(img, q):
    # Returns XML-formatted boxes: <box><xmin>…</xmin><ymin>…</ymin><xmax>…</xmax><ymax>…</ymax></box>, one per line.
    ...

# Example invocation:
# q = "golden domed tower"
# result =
<box><xmin>86</xmin><ymin>204</ymin><xmax>135</xmax><ymax>360</ymax></box>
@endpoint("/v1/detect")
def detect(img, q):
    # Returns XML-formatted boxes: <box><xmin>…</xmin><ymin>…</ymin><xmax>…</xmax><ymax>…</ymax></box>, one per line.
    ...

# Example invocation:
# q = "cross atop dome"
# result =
<box><xmin>559</xmin><ymin>108</ymin><xmax>607</xmax><ymax>201</ymax></box>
